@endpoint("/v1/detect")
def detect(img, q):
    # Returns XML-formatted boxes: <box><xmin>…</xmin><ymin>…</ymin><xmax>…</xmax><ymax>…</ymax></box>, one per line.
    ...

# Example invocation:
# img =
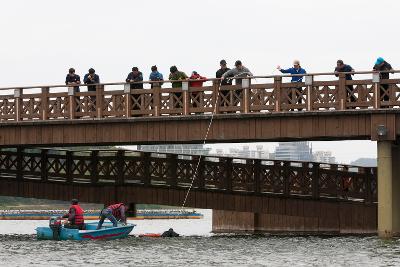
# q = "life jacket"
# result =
<box><xmin>108</xmin><ymin>203</ymin><xmax>124</xmax><ymax>219</ymax></box>
<box><xmin>70</xmin><ymin>204</ymin><xmax>84</xmax><ymax>225</ymax></box>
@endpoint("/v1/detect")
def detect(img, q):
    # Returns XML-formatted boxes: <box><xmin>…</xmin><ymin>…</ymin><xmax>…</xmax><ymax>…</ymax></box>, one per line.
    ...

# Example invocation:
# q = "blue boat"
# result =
<box><xmin>36</xmin><ymin>219</ymin><xmax>135</xmax><ymax>241</ymax></box>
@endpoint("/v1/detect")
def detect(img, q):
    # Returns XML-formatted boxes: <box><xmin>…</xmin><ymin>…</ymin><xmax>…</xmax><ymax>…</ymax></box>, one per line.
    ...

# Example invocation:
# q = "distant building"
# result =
<box><xmin>274</xmin><ymin>142</ymin><xmax>313</xmax><ymax>161</ymax></box>
<box><xmin>137</xmin><ymin>144</ymin><xmax>211</xmax><ymax>155</ymax></box>
<box><xmin>313</xmin><ymin>151</ymin><xmax>336</xmax><ymax>164</ymax></box>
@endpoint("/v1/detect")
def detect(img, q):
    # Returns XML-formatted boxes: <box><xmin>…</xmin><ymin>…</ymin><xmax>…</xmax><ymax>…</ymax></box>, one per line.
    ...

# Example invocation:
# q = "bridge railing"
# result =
<box><xmin>0</xmin><ymin>70</ymin><xmax>400</xmax><ymax>121</ymax></box>
<box><xmin>0</xmin><ymin>148</ymin><xmax>377</xmax><ymax>203</ymax></box>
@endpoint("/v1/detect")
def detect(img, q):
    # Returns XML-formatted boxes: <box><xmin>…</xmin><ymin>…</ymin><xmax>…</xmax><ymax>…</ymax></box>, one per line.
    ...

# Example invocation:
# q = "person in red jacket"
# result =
<box><xmin>96</xmin><ymin>203</ymin><xmax>127</xmax><ymax>229</ymax></box>
<box><xmin>62</xmin><ymin>199</ymin><xmax>85</xmax><ymax>230</ymax></box>
<box><xmin>189</xmin><ymin>71</ymin><xmax>207</xmax><ymax>109</ymax></box>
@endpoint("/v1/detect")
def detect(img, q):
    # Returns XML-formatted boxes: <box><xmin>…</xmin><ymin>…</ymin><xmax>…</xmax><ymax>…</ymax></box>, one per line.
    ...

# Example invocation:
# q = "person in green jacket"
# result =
<box><xmin>168</xmin><ymin>66</ymin><xmax>188</xmax><ymax>108</ymax></box>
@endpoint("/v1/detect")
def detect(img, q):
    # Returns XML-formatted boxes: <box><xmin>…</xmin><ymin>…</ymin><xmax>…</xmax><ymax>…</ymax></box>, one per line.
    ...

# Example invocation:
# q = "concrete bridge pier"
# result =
<box><xmin>377</xmin><ymin>141</ymin><xmax>400</xmax><ymax>238</ymax></box>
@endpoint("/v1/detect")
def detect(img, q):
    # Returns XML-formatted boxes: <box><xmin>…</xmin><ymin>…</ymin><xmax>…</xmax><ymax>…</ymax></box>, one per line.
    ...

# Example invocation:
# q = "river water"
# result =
<box><xmin>1</xmin><ymin>210</ymin><xmax>400</xmax><ymax>266</ymax></box>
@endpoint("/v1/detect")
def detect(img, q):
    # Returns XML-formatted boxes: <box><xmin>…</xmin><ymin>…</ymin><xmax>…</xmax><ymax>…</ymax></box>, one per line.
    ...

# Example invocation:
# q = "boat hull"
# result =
<box><xmin>36</xmin><ymin>222</ymin><xmax>135</xmax><ymax>241</ymax></box>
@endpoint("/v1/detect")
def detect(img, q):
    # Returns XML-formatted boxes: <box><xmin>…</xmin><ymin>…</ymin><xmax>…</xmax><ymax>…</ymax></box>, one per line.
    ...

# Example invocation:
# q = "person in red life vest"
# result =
<box><xmin>189</xmin><ymin>71</ymin><xmax>207</xmax><ymax>109</ymax></box>
<box><xmin>62</xmin><ymin>199</ymin><xmax>85</xmax><ymax>230</ymax></box>
<box><xmin>96</xmin><ymin>203</ymin><xmax>127</xmax><ymax>229</ymax></box>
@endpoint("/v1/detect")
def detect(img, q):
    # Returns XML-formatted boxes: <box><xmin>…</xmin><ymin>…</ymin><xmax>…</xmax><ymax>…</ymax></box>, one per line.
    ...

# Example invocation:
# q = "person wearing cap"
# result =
<box><xmin>65</xmin><ymin>68</ymin><xmax>81</xmax><ymax>93</ymax></box>
<box><xmin>334</xmin><ymin>60</ymin><xmax>356</xmax><ymax>104</ymax></box>
<box><xmin>149</xmin><ymin>65</ymin><xmax>164</xmax><ymax>88</ymax></box>
<box><xmin>83</xmin><ymin>68</ymin><xmax>100</xmax><ymax>92</ymax></box>
<box><xmin>373</xmin><ymin>57</ymin><xmax>394</xmax><ymax>102</ymax></box>
<box><xmin>277</xmin><ymin>60</ymin><xmax>307</xmax><ymax>110</ymax></box>
<box><xmin>169</xmin><ymin>66</ymin><xmax>188</xmax><ymax>108</ymax></box>
<box><xmin>221</xmin><ymin>60</ymin><xmax>253</xmax><ymax>86</ymax></box>
<box><xmin>216</xmin><ymin>60</ymin><xmax>232</xmax><ymax>86</ymax></box>
<box><xmin>126</xmin><ymin>67</ymin><xmax>144</xmax><ymax>89</ymax></box>
<box><xmin>62</xmin><ymin>199</ymin><xmax>85</xmax><ymax>230</ymax></box>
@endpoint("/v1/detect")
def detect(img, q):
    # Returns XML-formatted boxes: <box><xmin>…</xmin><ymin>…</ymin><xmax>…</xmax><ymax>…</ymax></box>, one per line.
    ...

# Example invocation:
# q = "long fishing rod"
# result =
<box><xmin>181</xmin><ymin>72</ymin><xmax>253</xmax><ymax>209</ymax></box>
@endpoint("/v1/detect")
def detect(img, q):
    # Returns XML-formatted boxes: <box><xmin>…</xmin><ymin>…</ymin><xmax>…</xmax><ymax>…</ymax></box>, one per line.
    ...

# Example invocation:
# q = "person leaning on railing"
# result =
<box><xmin>216</xmin><ymin>59</ymin><xmax>233</xmax><ymax>109</ymax></box>
<box><xmin>149</xmin><ymin>65</ymin><xmax>164</xmax><ymax>88</ymax></box>
<box><xmin>373</xmin><ymin>57</ymin><xmax>394</xmax><ymax>102</ymax></box>
<box><xmin>277</xmin><ymin>60</ymin><xmax>307</xmax><ymax>111</ymax></box>
<box><xmin>221</xmin><ymin>60</ymin><xmax>253</xmax><ymax>106</ymax></box>
<box><xmin>169</xmin><ymin>66</ymin><xmax>188</xmax><ymax>108</ymax></box>
<box><xmin>334</xmin><ymin>60</ymin><xmax>355</xmax><ymax>104</ymax></box>
<box><xmin>83</xmin><ymin>68</ymin><xmax>100</xmax><ymax>111</ymax></box>
<box><xmin>65</xmin><ymin>68</ymin><xmax>81</xmax><ymax>112</ymax></box>
<box><xmin>189</xmin><ymin>71</ymin><xmax>207</xmax><ymax>110</ymax></box>
<box><xmin>126</xmin><ymin>67</ymin><xmax>144</xmax><ymax>111</ymax></box>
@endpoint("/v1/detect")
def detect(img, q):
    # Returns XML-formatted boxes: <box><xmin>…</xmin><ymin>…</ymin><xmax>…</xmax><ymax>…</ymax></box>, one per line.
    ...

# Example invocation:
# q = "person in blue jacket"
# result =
<box><xmin>277</xmin><ymin>60</ymin><xmax>307</xmax><ymax>110</ymax></box>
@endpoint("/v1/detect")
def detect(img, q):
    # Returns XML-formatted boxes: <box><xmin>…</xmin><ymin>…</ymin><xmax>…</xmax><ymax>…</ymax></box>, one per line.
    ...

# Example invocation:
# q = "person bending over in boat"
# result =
<box><xmin>61</xmin><ymin>199</ymin><xmax>85</xmax><ymax>230</ymax></box>
<box><xmin>96</xmin><ymin>203</ymin><xmax>127</xmax><ymax>229</ymax></box>
<box><xmin>161</xmin><ymin>228</ymin><xmax>180</xmax><ymax>237</ymax></box>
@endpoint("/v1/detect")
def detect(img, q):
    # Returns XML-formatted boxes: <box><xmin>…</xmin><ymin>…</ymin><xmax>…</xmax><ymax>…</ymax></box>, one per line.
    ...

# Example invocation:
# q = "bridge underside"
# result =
<box><xmin>0</xmin><ymin>178</ymin><xmax>377</xmax><ymax>234</ymax></box>
<box><xmin>0</xmin><ymin>110</ymin><xmax>398</xmax><ymax>146</ymax></box>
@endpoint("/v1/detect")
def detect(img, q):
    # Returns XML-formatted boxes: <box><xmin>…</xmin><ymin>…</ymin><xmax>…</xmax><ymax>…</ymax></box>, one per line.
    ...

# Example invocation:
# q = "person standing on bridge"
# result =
<box><xmin>61</xmin><ymin>199</ymin><xmax>85</xmax><ymax>230</ymax></box>
<box><xmin>216</xmin><ymin>60</ymin><xmax>233</xmax><ymax>109</ymax></box>
<box><xmin>221</xmin><ymin>60</ymin><xmax>253</xmax><ymax>86</ymax></box>
<box><xmin>65</xmin><ymin>68</ymin><xmax>81</xmax><ymax>93</ymax></box>
<box><xmin>84</xmin><ymin>68</ymin><xmax>100</xmax><ymax>92</ymax></box>
<box><xmin>334</xmin><ymin>60</ymin><xmax>356</xmax><ymax>105</ymax></box>
<box><xmin>189</xmin><ymin>71</ymin><xmax>207</xmax><ymax>110</ymax></box>
<box><xmin>277</xmin><ymin>60</ymin><xmax>307</xmax><ymax>110</ymax></box>
<box><xmin>97</xmin><ymin>203</ymin><xmax>127</xmax><ymax>229</ymax></box>
<box><xmin>169</xmin><ymin>66</ymin><xmax>188</xmax><ymax>108</ymax></box>
<box><xmin>149</xmin><ymin>65</ymin><xmax>164</xmax><ymax>88</ymax></box>
<box><xmin>373</xmin><ymin>57</ymin><xmax>394</xmax><ymax>102</ymax></box>
<box><xmin>126</xmin><ymin>67</ymin><xmax>144</xmax><ymax>110</ymax></box>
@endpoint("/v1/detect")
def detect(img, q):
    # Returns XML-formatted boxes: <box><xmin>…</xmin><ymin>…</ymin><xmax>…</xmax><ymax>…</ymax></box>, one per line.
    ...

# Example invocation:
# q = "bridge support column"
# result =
<box><xmin>378</xmin><ymin>141</ymin><xmax>400</xmax><ymax>238</ymax></box>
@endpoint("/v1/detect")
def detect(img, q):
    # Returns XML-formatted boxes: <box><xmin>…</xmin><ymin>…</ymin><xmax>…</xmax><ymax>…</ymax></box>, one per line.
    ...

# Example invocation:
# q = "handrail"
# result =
<box><xmin>0</xmin><ymin>70</ymin><xmax>398</xmax><ymax>91</ymax></box>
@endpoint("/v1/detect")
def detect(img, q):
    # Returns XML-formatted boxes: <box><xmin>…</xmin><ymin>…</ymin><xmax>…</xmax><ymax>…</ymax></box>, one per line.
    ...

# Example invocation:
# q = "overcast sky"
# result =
<box><xmin>1</xmin><ymin>0</ymin><xmax>396</xmax><ymax>163</ymax></box>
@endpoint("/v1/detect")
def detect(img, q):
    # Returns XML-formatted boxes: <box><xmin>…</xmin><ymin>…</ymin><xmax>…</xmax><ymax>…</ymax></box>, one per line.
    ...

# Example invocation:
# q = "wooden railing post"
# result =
<box><xmin>90</xmin><ymin>150</ymin><xmax>99</xmax><ymax>184</ymax></box>
<box><xmin>116</xmin><ymin>150</ymin><xmax>125</xmax><ymax>185</ymax></box>
<box><xmin>274</xmin><ymin>76</ymin><xmax>282</xmax><ymax>112</ymax></box>
<box><xmin>14</xmin><ymin>89</ymin><xmax>22</xmax><ymax>122</ymax></box>
<box><xmin>167</xmin><ymin>154</ymin><xmax>178</xmax><ymax>187</ymax></box>
<box><xmin>338</xmin><ymin>73</ymin><xmax>347</xmax><ymax>110</ymax></box>
<box><xmin>66</xmin><ymin>150</ymin><xmax>73</xmax><ymax>183</ymax></box>
<box><xmin>41</xmin><ymin>149</ymin><xmax>48</xmax><ymax>181</ymax></box>
<box><xmin>182</xmin><ymin>81</ymin><xmax>189</xmax><ymax>115</ymax></box>
<box><xmin>153</xmin><ymin>85</ymin><xmax>161</xmax><ymax>116</ymax></box>
<box><xmin>213</xmin><ymin>80</ymin><xmax>220</xmax><ymax>114</ymax></box>
<box><xmin>124</xmin><ymin>84</ymin><xmax>131</xmax><ymax>118</ymax></box>
<box><xmin>224</xmin><ymin>158</ymin><xmax>233</xmax><ymax>192</ymax></box>
<box><xmin>253</xmin><ymin>159</ymin><xmax>261</xmax><ymax>194</ymax></box>
<box><xmin>68</xmin><ymin>87</ymin><xmax>76</xmax><ymax>119</ymax></box>
<box><xmin>283</xmin><ymin>162</ymin><xmax>290</xmax><ymax>197</ymax></box>
<box><xmin>41</xmin><ymin>87</ymin><xmax>49</xmax><ymax>120</ymax></box>
<box><xmin>142</xmin><ymin>152</ymin><xmax>151</xmax><ymax>186</ymax></box>
<box><xmin>312</xmin><ymin>163</ymin><xmax>320</xmax><ymax>199</ymax></box>
<box><xmin>305</xmin><ymin>75</ymin><xmax>314</xmax><ymax>111</ymax></box>
<box><xmin>372</xmin><ymin>72</ymin><xmax>381</xmax><ymax>109</ymax></box>
<box><xmin>96</xmin><ymin>85</ymin><xmax>104</xmax><ymax>118</ymax></box>
<box><xmin>242</xmin><ymin>78</ymin><xmax>250</xmax><ymax>113</ymax></box>
<box><xmin>16</xmin><ymin>147</ymin><xmax>23</xmax><ymax>181</ymax></box>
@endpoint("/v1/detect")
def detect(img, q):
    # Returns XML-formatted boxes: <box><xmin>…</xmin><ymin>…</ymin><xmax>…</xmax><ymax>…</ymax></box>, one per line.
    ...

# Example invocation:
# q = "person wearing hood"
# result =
<box><xmin>149</xmin><ymin>65</ymin><xmax>164</xmax><ymax>88</ymax></box>
<box><xmin>373</xmin><ymin>57</ymin><xmax>394</xmax><ymax>102</ymax></box>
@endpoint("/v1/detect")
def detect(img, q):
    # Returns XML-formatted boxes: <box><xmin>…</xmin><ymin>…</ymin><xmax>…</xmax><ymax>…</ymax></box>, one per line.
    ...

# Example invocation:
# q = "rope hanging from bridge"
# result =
<box><xmin>181</xmin><ymin>74</ymin><xmax>244</xmax><ymax>209</ymax></box>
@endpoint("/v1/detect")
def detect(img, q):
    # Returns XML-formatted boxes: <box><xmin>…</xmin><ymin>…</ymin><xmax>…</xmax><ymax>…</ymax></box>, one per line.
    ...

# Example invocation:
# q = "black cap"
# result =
<box><xmin>69</xmin><ymin>68</ymin><xmax>75</xmax><ymax>74</ymax></box>
<box><xmin>71</xmin><ymin>199</ymin><xmax>79</xmax><ymax>205</ymax></box>
<box><xmin>235</xmin><ymin>60</ymin><xmax>242</xmax><ymax>66</ymax></box>
<box><xmin>337</xmin><ymin>59</ymin><xmax>344</xmax><ymax>64</ymax></box>
<box><xmin>220</xmin><ymin>59</ymin><xmax>227</xmax><ymax>65</ymax></box>
<box><xmin>170</xmin><ymin>66</ymin><xmax>178</xmax><ymax>73</ymax></box>
<box><xmin>89</xmin><ymin>68</ymin><xmax>95</xmax><ymax>74</ymax></box>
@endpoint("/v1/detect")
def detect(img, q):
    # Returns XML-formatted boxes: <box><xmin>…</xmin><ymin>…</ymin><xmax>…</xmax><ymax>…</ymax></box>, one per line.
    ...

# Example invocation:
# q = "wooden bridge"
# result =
<box><xmin>0</xmin><ymin>71</ymin><xmax>399</xmax><ymax>146</ymax></box>
<box><xmin>0</xmin><ymin>147</ymin><xmax>377</xmax><ymax>234</ymax></box>
<box><xmin>0</xmin><ymin>70</ymin><xmax>399</xmax><ymax>236</ymax></box>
